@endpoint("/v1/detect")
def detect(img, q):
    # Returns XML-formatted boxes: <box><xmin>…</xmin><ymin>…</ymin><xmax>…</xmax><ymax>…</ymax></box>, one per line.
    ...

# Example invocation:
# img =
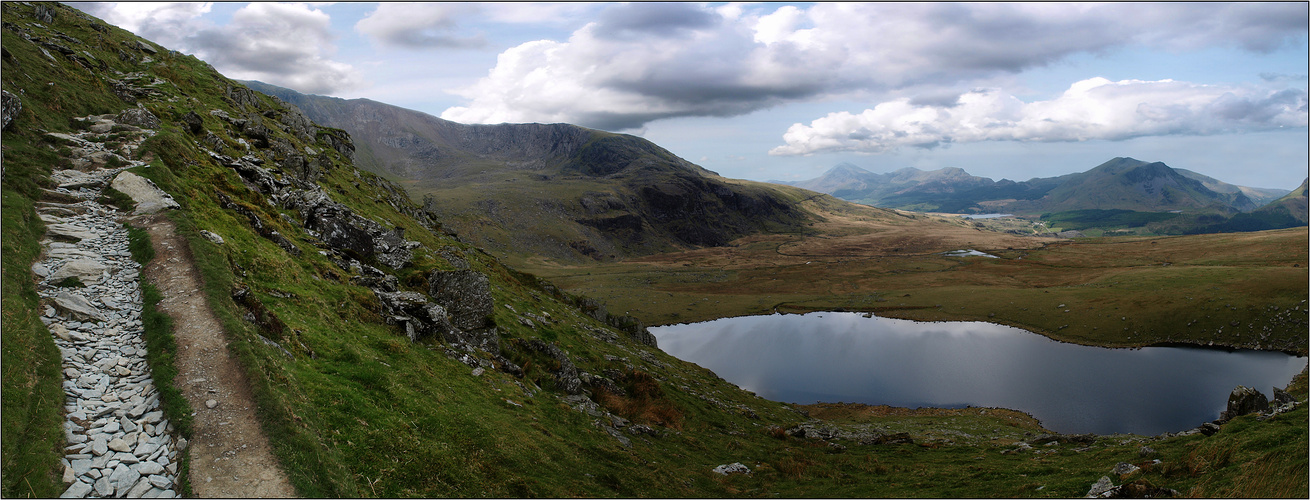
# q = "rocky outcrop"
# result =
<box><xmin>2</xmin><ymin>89</ymin><xmax>21</xmax><ymax>130</ymax></box>
<box><xmin>522</xmin><ymin>339</ymin><xmax>582</xmax><ymax>395</ymax></box>
<box><xmin>375</xmin><ymin>291</ymin><xmax>454</xmax><ymax>343</ymax></box>
<box><xmin>428</xmin><ymin>270</ymin><xmax>494</xmax><ymax>331</ymax></box>
<box><xmin>114</xmin><ymin>105</ymin><xmax>159</xmax><ymax>130</ymax></box>
<box><xmin>784</xmin><ymin>421</ymin><xmax>913</xmax><ymax>445</ymax></box>
<box><xmin>1219</xmin><ymin>385</ymin><xmax>1269</xmax><ymax>422</ymax></box>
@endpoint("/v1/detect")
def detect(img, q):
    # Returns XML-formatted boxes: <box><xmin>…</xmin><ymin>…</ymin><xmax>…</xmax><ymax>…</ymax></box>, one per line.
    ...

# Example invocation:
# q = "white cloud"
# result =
<box><xmin>769</xmin><ymin>78</ymin><xmax>1309</xmax><ymax>156</ymax></box>
<box><xmin>440</xmin><ymin>2</ymin><xmax>1307</xmax><ymax>131</ymax></box>
<box><xmin>70</xmin><ymin>2</ymin><xmax>364</xmax><ymax>95</ymax></box>
<box><xmin>354</xmin><ymin>3</ymin><xmax>484</xmax><ymax>49</ymax></box>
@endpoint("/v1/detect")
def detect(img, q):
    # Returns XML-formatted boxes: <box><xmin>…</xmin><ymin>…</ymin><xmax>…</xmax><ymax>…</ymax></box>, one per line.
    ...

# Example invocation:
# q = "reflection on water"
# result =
<box><xmin>941</xmin><ymin>249</ymin><xmax>999</xmax><ymax>258</ymax></box>
<box><xmin>651</xmin><ymin>312</ymin><xmax>1307</xmax><ymax>435</ymax></box>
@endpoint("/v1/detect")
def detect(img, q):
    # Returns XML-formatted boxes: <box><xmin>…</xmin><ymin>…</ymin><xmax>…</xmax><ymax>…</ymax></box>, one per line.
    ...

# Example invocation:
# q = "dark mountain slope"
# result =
<box><xmin>243</xmin><ymin>81</ymin><xmax>816</xmax><ymax>263</ymax></box>
<box><xmin>1010</xmin><ymin>157</ymin><xmax>1242</xmax><ymax>214</ymax></box>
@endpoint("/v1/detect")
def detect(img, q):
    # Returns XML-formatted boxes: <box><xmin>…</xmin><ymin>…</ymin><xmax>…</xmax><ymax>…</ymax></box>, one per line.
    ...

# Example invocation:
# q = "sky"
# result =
<box><xmin>69</xmin><ymin>2</ymin><xmax>1309</xmax><ymax>189</ymax></box>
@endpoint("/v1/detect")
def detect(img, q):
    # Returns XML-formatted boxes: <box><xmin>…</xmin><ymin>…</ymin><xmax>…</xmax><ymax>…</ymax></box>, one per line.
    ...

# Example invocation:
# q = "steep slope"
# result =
<box><xmin>1174</xmin><ymin>168</ymin><xmax>1290</xmax><ymax>209</ymax></box>
<box><xmin>243</xmin><ymin>81</ymin><xmax>816</xmax><ymax>264</ymax></box>
<box><xmin>1013</xmin><ymin>157</ymin><xmax>1238</xmax><ymax>213</ymax></box>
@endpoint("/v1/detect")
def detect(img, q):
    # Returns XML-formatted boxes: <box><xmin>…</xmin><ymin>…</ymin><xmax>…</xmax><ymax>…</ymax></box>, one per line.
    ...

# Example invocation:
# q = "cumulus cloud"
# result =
<box><xmin>354</xmin><ymin>3</ymin><xmax>485</xmax><ymax>49</ymax></box>
<box><xmin>70</xmin><ymin>2</ymin><xmax>364</xmax><ymax>95</ymax></box>
<box><xmin>441</xmin><ymin>2</ymin><xmax>1307</xmax><ymax>130</ymax></box>
<box><xmin>768</xmin><ymin>78</ymin><xmax>1310</xmax><ymax>156</ymax></box>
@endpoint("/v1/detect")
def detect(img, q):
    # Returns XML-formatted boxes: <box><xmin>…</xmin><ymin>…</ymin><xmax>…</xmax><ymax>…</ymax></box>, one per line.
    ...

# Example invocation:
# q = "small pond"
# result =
<box><xmin>651</xmin><ymin>312</ymin><xmax>1306</xmax><ymax>435</ymax></box>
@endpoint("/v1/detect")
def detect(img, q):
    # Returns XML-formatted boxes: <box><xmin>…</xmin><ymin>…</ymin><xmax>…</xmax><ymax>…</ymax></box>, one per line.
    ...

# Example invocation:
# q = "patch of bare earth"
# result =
<box><xmin>134</xmin><ymin>214</ymin><xmax>296</xmax><ymax>498</ymax></box>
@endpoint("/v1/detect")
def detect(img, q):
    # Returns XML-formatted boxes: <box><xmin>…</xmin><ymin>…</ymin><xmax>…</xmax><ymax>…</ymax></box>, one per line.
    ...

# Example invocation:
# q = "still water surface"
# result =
<box><xmin>651</xmin><ymin>312</ymin><xmax>1306</xmax><ymax>435</ymax></box>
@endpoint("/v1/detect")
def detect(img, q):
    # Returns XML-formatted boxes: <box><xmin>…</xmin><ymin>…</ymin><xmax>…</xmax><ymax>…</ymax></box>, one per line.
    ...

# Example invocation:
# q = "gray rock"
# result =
<box><xmin>60</xmin><ymin>480</ymin><xmax>93</xmax><ymax>498</ymax></box>
<box><xmin>199</xmin><ymin>230</ymin><xmax>224</xmax><ymax>245</ymax></box>
<box><xmin>712</xmin><ymin>462</ymin><xmax>751</xmax><ymax>475</ymax></box>
<box><xmin>90</xmin><ymin>437</ymin><xmax>109</xmax><ymax>456</ymax></box>
<box><xmin>110</xmin><ymin>172</ymin><xmax>179</xmax><ymax>215</ymax></box>
<box><xmin>126</xmin><ymin>477</ymin><xmax>154</xmax><ymax>498</ymax></box>
<box><xmin>134</xmin><ymin>461</ymin><xmax>164</xmax><ymax>476</ymax></box>
<box><xmin>1198</xmin><ymin>422</ymin><xmax>1221</xmax><ymax>436</ymax></box>
<box><xmin>50</xmin><ymin>258</ymin><xmax>108</xmax><ymax>284</ymax></box>
<box><xmin>94</xmin><ymin>476</ymin><xmax>115</xmax><ymax>497</ymax></box>
<box><xmin>428</xmin><ymin>270</ymin><xmax>494</xmax><ymax>331</ymax></box>
<box><xmin>1219</xmin><ymin>385</ymin><xmax>1269</xmax><ymax>422</ymax></box>
<box><xmin>1111</xmin><ymin>462</ymin><xmax>1139</xmax><ymax>476</ymax></box>
<box><xmin>148</xmin><ymin>474</ymin><xmax>171</xmax><ymax>489</ymax></box>
<box><xmin>46</xmin><ymin>223</ymin><xmax>100</xmax><ymax>243</ymax></box>
<box><xmin>182</xmin><ymin>111</ymin><xmax>204</xmax><ymax>134</ymax></box>
<box><xmin>116</xmin><ymin>105</ymin><xmax>160</xmax><ymax>129</ymax></box>
<box><xmin>1085</xmin><ymin>476</ymin><xmax>1115</xmax><ymax>497</ymax></box>
<box><xmin>1272</xmin><ymin>386</ymin><xmax>1296</xmax><ymax>406</ymax></box>
<box><xmin>52</xmin><ymin>291</ymin><xmax>106</xmax><ymax>322</ymax></box>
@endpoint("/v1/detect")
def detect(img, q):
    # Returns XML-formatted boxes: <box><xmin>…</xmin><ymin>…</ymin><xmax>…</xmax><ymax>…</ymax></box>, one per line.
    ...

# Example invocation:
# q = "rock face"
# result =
<box><xmin>1219</xmin><ymin>385</ymin><xmax>1269</xmax><ymax>422</ymax></box>
<box><xmin>110</xmin><ymin>172</ymin><xmax>180</xmax><ymax>214</ymax></box>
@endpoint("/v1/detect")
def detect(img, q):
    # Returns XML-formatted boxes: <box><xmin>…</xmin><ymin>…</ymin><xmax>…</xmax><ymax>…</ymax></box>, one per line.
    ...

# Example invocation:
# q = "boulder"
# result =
<box><xmin>115</xmin><ymin>105</ymin><xmax>160</xmax><ymax>129</ymax></box>
<box><xmin>1219</xmin><ymin>385</ymin><xmax>1269</xmax><ymax>422</ymax></box>
<box><xmin>49</xmin><ymin>258</ymin><xmax>107</xmax><ymax>284</ymax></box>
<box><xmin>110</xmin><ymin>172</ymin><xmax>180</xmax><ymax>214</ymax></box>
<box><xmin>199</xmin><ymin>230</ymin><xmax>224</xmax><ymax>245</ymax></box>
<box><xmin>1085</xmin><ymin>476</ymin><xmax>1115</xmax><ymax>497</ymax></box>
<box><xmin>1272</xmin><ymin>386</ymin><xmax>1296</xmax><ymax>406</ymax></box>
<box><xmin>428</xmin><ymin>270</ymin><xmax>494</xmax><ymax>331</ymax></box>
<box><xmin>1111</xmin><ymin>462</ymin><xmax>1139</xmax><ymax>476</ymax></box>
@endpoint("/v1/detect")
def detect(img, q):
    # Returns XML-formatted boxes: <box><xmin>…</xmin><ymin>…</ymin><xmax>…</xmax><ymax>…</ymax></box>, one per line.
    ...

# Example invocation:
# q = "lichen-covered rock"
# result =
<box><xmin>319</xmin><ymin>128</ymin><xmax>355</xmax><ymax>159</ymax></box>
<box><xmin>428</xmin><ymin>270</ymin><xmax>494</xmax><ymax>331</ymax></box>
<box><xmin>115</xmin><ymin>105</ymin><xmax>159</xmax><ymax>129</ymax></box>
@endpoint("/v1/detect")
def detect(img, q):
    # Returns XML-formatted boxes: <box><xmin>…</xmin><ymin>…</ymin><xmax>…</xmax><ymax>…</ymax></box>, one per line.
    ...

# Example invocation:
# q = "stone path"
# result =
<box><xmin>33</xmin><ymin>113</ymin><xmax>294</xmax><ymax>497</ymax></box>
<box><xmin>35</xmin><ymin>193</ymin><xmax>183</xmax><ymax>499</ymax></box>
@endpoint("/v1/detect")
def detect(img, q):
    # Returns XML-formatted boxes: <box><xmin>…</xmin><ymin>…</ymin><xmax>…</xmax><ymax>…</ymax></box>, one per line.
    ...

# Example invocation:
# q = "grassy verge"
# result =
<box><xmin>126</xmin><ymin>224</ymin><xmax>193</xmax><ymax>496</ymax></box>
<box><xmin>0</xmin><ymin>189</ymin><xmax>64</xmax><ymax>498</ymax></box>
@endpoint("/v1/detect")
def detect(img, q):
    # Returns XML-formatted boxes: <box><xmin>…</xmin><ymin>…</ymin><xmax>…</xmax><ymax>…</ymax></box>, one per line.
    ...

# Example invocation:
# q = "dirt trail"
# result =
<box><xmin>134</xmin><ymin>213</ymin><xmax>297</xmax><ymax>498</ymax></box>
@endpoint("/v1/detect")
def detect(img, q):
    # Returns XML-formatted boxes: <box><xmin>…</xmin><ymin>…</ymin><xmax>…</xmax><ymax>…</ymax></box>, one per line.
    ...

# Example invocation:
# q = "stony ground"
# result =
<box><xmin>33</xmin><ymin>114</ymin><xmax>294</xmax><ymax>498</ymax></box>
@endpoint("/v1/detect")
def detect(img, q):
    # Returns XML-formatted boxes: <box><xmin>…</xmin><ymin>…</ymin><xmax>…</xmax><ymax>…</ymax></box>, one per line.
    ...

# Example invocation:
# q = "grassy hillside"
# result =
<box><xmin>3</xmin><ymin>4</ymin><xmax>1305</xmax><ymax>498</ymax></box>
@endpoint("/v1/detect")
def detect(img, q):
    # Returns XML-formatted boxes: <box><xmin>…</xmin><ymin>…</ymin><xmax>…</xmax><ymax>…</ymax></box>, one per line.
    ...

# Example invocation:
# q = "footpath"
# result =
<box><xmin>33</xmin><ymin>113</ymin><xmax>293</xmax><ymax>498</ymax></box>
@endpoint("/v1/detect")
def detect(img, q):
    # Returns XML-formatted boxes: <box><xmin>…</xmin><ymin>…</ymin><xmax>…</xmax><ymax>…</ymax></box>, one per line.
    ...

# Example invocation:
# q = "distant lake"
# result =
<box><xmin>960</xmin><ymin>213</ymin><xmax>1014</xmax><ymax>219</ymax></box>
<box><xmin>651</xmin><ymin>312</ymin><xmax>1307</xmax><ymax>435</ymax></box>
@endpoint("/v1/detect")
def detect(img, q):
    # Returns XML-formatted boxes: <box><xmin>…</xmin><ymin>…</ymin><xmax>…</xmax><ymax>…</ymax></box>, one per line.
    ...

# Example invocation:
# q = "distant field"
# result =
<box><xmin>521</xmin><ymin>202</ymin><xmax>1308</xmax><ymax>355</ymax></box>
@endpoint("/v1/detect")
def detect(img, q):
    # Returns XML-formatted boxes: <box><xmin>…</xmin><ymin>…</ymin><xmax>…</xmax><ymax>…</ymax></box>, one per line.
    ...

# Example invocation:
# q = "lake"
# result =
<box><xmin>651</xmin><ymin>312</ymin><xmax>1306</xmax><ymax>435</ymax></box>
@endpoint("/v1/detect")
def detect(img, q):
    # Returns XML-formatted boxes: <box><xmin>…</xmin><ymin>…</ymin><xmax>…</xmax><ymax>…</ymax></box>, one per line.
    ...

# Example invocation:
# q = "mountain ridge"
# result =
<box><xmin>783</xmin><ymin>157</ymin><xmax>1291</xmax><ymax>215</ymax></box>
<box><xmin>242</xmin><ymin>80</ymin><xmax>827</xmax><ymax>264</ymax></box>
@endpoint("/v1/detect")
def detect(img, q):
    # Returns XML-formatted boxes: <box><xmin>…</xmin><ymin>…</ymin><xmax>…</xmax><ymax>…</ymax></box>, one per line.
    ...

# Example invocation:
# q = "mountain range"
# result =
<box><xmin>243</xmin><ymin>81</ymin><xmax>825</xmax><ymax>263</ymax></box>
<box><xmin>781</xmin><ymin>159</ymin><xmax>1295</xmax><ymax>216</ymax></box>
